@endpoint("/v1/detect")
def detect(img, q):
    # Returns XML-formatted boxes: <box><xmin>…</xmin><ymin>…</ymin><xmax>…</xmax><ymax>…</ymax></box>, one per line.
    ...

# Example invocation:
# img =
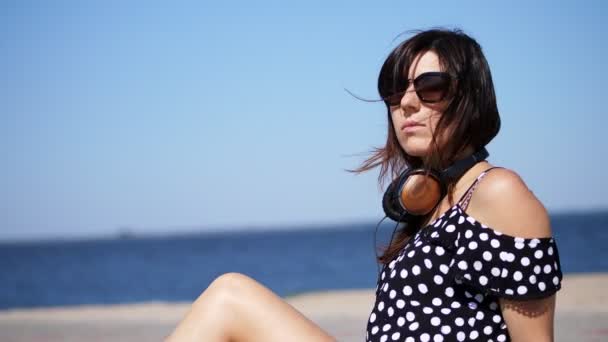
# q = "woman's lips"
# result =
<box><xmin>401</xmin><ymin>122</ymin><xmax>424</xmax><ymax>133</ymax></box>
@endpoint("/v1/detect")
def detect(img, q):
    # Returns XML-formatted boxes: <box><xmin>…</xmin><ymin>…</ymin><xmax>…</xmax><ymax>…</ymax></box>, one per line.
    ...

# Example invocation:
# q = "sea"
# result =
<box><xmin>1</xmin><ymin>211</ymin><xmax>607</xmax><ymax>310</ymax></box>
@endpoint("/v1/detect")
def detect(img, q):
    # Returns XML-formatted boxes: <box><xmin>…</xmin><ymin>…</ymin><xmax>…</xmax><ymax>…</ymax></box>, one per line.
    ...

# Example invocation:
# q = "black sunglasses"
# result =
<box><xmin>384</xmin><ymin>72</ymin><xmax>454</xmax><ymax>106</ymax></box>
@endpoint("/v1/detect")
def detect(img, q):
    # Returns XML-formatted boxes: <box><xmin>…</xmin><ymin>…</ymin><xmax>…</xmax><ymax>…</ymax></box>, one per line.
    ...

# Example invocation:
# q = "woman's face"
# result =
<box><xmin>390</xmin><ymin>50</ymin><xmax>450</xmax><ymax>158</ymax></box>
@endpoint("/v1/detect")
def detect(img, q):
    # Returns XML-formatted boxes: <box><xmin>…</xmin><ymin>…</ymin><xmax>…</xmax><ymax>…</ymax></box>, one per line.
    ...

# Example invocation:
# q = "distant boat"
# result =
<box><xmin>117</xmin><ymin>227</ymin><xmax>136</xmax><ymax>239</ymax></box>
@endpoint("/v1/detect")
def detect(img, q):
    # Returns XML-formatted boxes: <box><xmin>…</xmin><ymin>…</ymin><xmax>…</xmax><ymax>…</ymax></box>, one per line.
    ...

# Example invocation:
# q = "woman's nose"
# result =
<box><xmin>400</xmin><ymin>86</ymin><xmax>420</xmax><ymax>114</ymax></box>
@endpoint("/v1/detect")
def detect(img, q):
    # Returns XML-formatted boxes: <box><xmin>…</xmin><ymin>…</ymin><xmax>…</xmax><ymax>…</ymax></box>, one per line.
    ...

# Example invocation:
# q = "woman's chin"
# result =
<box><xmin>402</xmin><ymin>144</ymin><xmax>431</xmax><ymax>158</ymax></box>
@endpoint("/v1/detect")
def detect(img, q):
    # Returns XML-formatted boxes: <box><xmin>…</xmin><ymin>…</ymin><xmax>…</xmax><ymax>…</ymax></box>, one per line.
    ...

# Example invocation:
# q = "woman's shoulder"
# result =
<box><xmin>466</xmin><ymin>166</ymin><xmax>553</xmax><ymax>239</ymax></box>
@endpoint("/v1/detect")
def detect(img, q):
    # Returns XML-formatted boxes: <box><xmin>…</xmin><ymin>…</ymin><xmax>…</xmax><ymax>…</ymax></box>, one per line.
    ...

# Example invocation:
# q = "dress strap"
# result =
<box><xmin>457</xmin><ymin>166</ymin><xmax>504</xmax><ymax>211</ymax></box>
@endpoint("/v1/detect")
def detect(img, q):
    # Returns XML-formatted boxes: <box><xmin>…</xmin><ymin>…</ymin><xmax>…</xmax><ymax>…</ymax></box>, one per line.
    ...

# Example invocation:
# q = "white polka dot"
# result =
<box><xmin>475</xmin><ymin>294</ymin><xmax>484</xmax><ymax>303</ymax></box>
<box><xmin>433</xmin><ymin>334</ymin><xmax>444</xmax><ymax>342</ymax></box>
<box><xmin>389</xmin><ymin>289</ymin><xmax>397</xmax><ymax>299</ymax></box>
<box><xmin>548</xmin><ymin>246</ymin><xmax>554</xmax><ymax>255</ymax></box>
<box><xmin>423</xmin><ymin>307</ymin><xmax>433</xmax><ymax>314</ymax></box>
<box><xmin>466</xmin><ymin>216</ymin><xmax>476</xmax><ymax>224</ymax></box>
<box><xmin>388</xmin><ymin>307</ymin><xmax>394</xmax><ymax>316</ymax></box>
<box><xmin>396</xmin><ymin>299</ymin><xmax>405</xmax><ymax>309</ymax></box>
<box><xmin>408</xmin><ymin>322</ymin><xmax>419</xmax><ymax>331</ymax></box>
<box><xmin>440</xmin><ymin>308</ymin><xmax>451</xmax><ymax>315</ymax></box>
<box><xmin>406</xmin><ymin>312</ymin><xmax>415</xmax><ymax>321</ymax></box>
<box><xmin>544</xmin><ymin>264</ymin><xmax>552</xmax><ymax>274</ymax></box>
<box><xmin>418</xmin><ymin>283</ymin><xmax>428</xmax><ymax>294</ymax></box>
<box><xmin>476</xmin><ymin>311</ymin><xmax>485</xmax><ymax>320</ymax></box>
<box><xmin>400</xmin><ymin>269</ymin><xmax>408</xmax><ymax>278</ymax></box>
<box><xmin>535</xmin><ymin>250</ymin><xmax>544</xmax><ymax>259</ymax></box>
<box><xmin>440</xmin><ymin>325</ymin><xmax>451</xmax><ymax>334</ymax></box>
<box><xmin>410</xmin><ymin>300</ymin><xmax>420</xmax><ymax>306</ymax></box>
<box><xmin>445</xmin><ymin>224</ymin><xmax>456</xmax><ymax>232</ymax></box>
<box><xmin>529</xmin><ymin>238</ymin><xmax>540</xmax><ymax>248</ymax></box>
<box><xmin>529</xmin><ymin>274</ymin><xmax>537</xmax><ymax>284</ymax></box>
<box><xmin>383</xmin><ymin>283</ymin><xmax>389</xmax><ymax>292</ymax></box>
<box><xmin>455</xmin><ymin>317</ymin><xmax>464</xmax><ymax>326</ymax></box>
<box><xmin>553</xmin><ymin>276</ymin><xmax>559</xmax><ymax>286</ymax></box>
<box><xmin>501</xmin><ymin>268</ymin><xmax>509</xmax><ymax>278</ymax></box>
<box><xmin>380</xmin><ymin>335</ymin><xmax>388</xmax><ymax>342</ymax></box>
<box><xmin>514</xmin><ymin>241</ymin><xmax>525</xmax><ymax>249</ymax></box>
<box><xmin>492</xmin><ymin>314</ymin><xmax>502</xmax><ymax>323</ymax></box>
<box><xmin>468</xmin><ymin>241</ymin><xmax>478</xmax><ymax>250</ymax></box>
<box><xmin>434</xmin><ymin>275</ymin><xmax>444</xmax><ymax>285</ymax></box>
<box><xmin>517</xmin><ymin>285</ymin><xmax>528</xmax><ymax>295</ymax></box>
<box><xmin>412</xmin><ymin>265</ymin><xmax>421</xmax><ymax>275</ymax></box>
<box><xmin>431</xmin><ymin>316</ymin><xmax>441</xmax><ymax>326</ymax></box>
<box><xmin>505</xmin><ymin>288</ymin><xmax>514</xmax><ymax>295</ymax></box>
<box><xmin>424</xmin><ymin>259</ymin><xmax>433</xmax><ymax>269</ymax></box>
<box><xmin>457</xmin><ymin>246</ymin><xmax>465</xmax><ymax>255</ymax></box>
<box><xmin>381</xmin><ymin>271</ymin><xmax>386</xmax><ymax>280</ymax></box>
<box><xmin>434</xmin><ymin>219</ymin><xmax>442</xmax><ymax>227</ymax></box>
<box><xmin>422</xmin><ymin>245</ymin><xmax>431</xmax><ymax>253</ymax></box>
<box><xmin>405</xmin><ymin>338</ymin><xmax>415</xmax><ymax>342</ymax></box>
<box><xmin>468</xmin><ymin>317</ymin><xmax>476</xmax><ymax>327</ymax></box>
<box><xmin>389</xmin><ymin>260</ymin><xmax>396</xmax><ymax>269</ymax></box>
<box><xmin>539</xmin><ymin>282</ymin><xmax>546</xmax><ymax>291</ymax></box>
<box><xmin>458</xmin><ymin>216</ymin><xmax>465</xmax><ymax>224</ymax></box>
<box><xmin>382</xmin><ymin>323</ymin><xmax>391</xmax><ymax>332</ymax></box>
<box><xmin>491</xmin><ymin>267</ymin><xmax>501</xmax><ymax>277</ymax></box>
<box><xmin>435</xmin><ymin>246</ymin><xmax>445</xmax><ymax>256</ymax></box>
<box><xmin>483</xmin><ymin>326</ymin><xmax>493</xmax><ymax>335</ymax></box>
<box><xmin>497</xmin><ymin>334</ymin><xmax>507</xmax><ymax>342</ymax></box>
<box><xmin>371</xmin><ymin>326</ymin><xmax>379</xmax><ymax>334</ymax></box>
<box><xmin>473</xmin><ymin>261</ymin><xmax>483</xmax><ymax>271</ymax></box>
<box><xmin>468</xmin><ymin>301</ymin><xmax>478</xmax><ymax>310</ymax></box>
<box><xmin>378</xmin><ymin>301</ymin><xmax>385</xmax><ymax>311</ymax></box>
<box><xmin>513</xmin><ymin>271</ymin><xmax>523</xmax><ymax>281</ymax></box>
<box><xmin>458</xmin><ymin>260</ymin><xmax>468</xmax><ymax>270</ymax></box>
<box><xmin>397</xmin><ymin>316</ymin><xmax>405</xmax><ymax>326</ymax></box>
<box><xmin>490</xmin><ymin>239</ymin><xmax>500</xmax><ymax>248</ymax></box>
<box><xmin>457</xmin><ymin>331</ymin><xmax>465</xmax><ymax>341</ymax></box>
<box><xmin>403</xmin><ymin>285</ymin><xmax>412</xmax><ymax>296</ymax></box>
<box><xmin>451</xmin><ymin>301</ymin><xmax>461</xmax><ymax>309</ymax></box>
<box><xmin>408</xmin><ymin>250</ymin><xmax>415</xmax><ymax>257</ymax></box>
<box><xmin>391</xmin><ymin>332</ymin><xmax>400</xmax><ymax>341</ymax></box>
<box><xmin>390</xmin><ymin>269</ymin><xmax>396</xmax><ymax>278</ymax></box>
<box><xmin>369</xmin><ymin>313</ymin><xmax>376</xmax><ymax>323</ymax></box>
<box><xmin>465</xmin><ymin>230</ymin><xmax>473</xmax><ymax>238</ymax></box>
<box><xmin>420</xmin><ymin>333</ymin><xmax>430</xmax><ymax>342</ymax></box>
<box><xmin>439</xmin><ymin>264</ymin><xmax>449</xmax><ymax>274</ymax></box>
<box><xmin>479</xmin><ymin>275</ymin><xmax>488</xmax><ymax>286</ymax></box>
<box><xmin>445</xmin><ymin>287</ymin><xmax>454</xmax><ymax>297</ymax></box>
<box><xmin>479</xmin><ymin>232</ymin><xmax>488</xmax><ymax>241</ymax></box>
<box><xmin>534</xmin><ymin>265</ymin><xmax>541</xmax><ymax>274</ymax></box>
<box><xmin>489</xmin><ymin>301</ymin><xmax>498</xmax><ymax>310</ymax></box>
<box><xmin>483</xmin><ymin>251</ymin><xmax>492</xmax><ymax>261</ymax></box>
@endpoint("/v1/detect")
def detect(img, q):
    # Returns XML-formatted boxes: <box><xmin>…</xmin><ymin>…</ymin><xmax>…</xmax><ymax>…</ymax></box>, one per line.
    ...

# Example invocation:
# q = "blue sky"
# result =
<box><xmin>1</xmin><ymin>0</ymin><xmax>607</xmax><ymax>241</ymax></box>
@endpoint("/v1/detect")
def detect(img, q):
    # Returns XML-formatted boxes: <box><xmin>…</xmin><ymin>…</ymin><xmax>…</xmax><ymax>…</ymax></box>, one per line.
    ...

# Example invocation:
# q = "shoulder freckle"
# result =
<box><xmin>471</xmin><ymin>168</ymin><xmax>552</xmax><ymax>239</ymax></box>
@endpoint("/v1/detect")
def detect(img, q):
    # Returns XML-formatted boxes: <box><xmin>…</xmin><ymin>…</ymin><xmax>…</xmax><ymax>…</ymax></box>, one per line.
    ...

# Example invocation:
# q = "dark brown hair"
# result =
<box><xmin>353</xmin><ymin>28</ymin><xmax>501</xmax><ymax>264</ymax></box>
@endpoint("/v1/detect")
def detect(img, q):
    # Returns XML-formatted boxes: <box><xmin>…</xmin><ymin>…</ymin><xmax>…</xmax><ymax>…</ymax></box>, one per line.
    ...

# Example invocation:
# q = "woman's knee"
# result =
<box><xmin>194</xmin><ymin>272</ymin><xmax>255</xmax><ymax>306</ymax></box>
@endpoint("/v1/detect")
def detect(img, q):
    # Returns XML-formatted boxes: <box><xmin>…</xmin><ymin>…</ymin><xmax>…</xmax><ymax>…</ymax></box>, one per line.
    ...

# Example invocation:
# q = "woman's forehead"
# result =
<box><xmin>407</xmin><ymin>51</ymin><xmax>442</xmax><ymax>78</ymax></box>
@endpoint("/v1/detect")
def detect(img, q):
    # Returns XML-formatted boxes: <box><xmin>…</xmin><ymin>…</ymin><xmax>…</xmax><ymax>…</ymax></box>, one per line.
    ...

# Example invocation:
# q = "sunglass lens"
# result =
<box><xmin>415</xmin><ymin>73</ymin><xmax>450</xmax><ymax>103</ymax></box>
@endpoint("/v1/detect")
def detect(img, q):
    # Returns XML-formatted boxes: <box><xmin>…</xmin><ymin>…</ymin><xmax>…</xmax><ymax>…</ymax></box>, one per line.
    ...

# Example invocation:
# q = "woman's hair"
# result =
<box><xmin>353</xmin><ymin>28</ymin><xmax>501</xmax><ymax>264</ymax></box>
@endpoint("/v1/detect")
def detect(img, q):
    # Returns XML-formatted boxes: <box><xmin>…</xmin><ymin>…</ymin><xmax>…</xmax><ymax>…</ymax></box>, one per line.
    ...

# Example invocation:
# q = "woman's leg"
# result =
<box><xmin>165</xmin><ymin>272</ymin><xmax>337</xmax><ymax>342</ymax></box>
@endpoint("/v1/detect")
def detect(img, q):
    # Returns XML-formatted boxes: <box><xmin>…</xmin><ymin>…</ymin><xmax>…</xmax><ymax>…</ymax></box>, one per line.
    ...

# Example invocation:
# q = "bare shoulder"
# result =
<box><xmin>467</xmin><ymin>167</ymin><xmax>552</xmax><ymax>239</ymax></box>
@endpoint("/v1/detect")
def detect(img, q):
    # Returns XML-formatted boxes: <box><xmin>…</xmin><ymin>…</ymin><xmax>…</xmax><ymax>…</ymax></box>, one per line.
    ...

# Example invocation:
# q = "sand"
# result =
<box><xmin>1</xmin><ymin>273</ymin><xmax>606</xmax><ymax>342</ymax></box>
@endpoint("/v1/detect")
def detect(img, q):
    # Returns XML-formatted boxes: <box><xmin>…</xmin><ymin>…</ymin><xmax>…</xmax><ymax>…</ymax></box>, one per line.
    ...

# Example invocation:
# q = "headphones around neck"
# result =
<box><xmin>382</xmin><ymin>147</ymin><xmax>489</xmax><ymax>223</ymax></box>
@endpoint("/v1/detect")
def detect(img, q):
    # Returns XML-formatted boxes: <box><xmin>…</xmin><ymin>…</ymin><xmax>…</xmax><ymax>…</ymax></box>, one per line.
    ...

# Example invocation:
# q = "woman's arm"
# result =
<box><xmin>466</xmin><ymin>168</ymin><xmax>557</xmax><ymax>341</ymax></box>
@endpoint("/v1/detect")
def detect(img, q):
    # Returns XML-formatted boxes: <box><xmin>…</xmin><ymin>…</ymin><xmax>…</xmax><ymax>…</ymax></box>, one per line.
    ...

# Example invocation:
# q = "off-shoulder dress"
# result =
<box><xmin>365</xmin><ymin>167</ymin><xmax>563</xmax><ymax>342</ymax></box>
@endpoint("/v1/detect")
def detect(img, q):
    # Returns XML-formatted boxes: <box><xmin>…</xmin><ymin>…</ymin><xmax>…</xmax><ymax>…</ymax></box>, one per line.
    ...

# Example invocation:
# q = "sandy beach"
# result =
<box><xmin>1</xmin><ymin>273</ymin><xmax>606</xmax><ymax>342</ymax></box>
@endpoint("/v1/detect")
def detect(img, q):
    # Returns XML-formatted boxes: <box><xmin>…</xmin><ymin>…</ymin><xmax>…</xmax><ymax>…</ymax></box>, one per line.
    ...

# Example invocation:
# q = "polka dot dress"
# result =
<box><xmin>366</xmin><ymin>168</ymin><xmax>563</xmax><ymax>342</ymax></box>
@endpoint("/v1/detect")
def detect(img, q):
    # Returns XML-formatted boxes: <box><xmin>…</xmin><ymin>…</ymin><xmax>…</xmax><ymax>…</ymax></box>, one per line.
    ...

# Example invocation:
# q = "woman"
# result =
<box><xmin>166</xmin><ymin>28</ymin><xmax>562</xmax><ymax>342</ymax></box>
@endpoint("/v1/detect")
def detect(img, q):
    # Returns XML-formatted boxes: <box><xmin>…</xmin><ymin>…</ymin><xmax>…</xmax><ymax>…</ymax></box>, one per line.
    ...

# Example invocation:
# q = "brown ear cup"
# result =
<box><xmin>400</xmin><ymin>172</ymin><xmax>442</xmax><ymax>216</ymax></box>
<box><xmin>382</xmin><ymin>147</ymin><xmax>489</xmax><ymax>222</ymax></box>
